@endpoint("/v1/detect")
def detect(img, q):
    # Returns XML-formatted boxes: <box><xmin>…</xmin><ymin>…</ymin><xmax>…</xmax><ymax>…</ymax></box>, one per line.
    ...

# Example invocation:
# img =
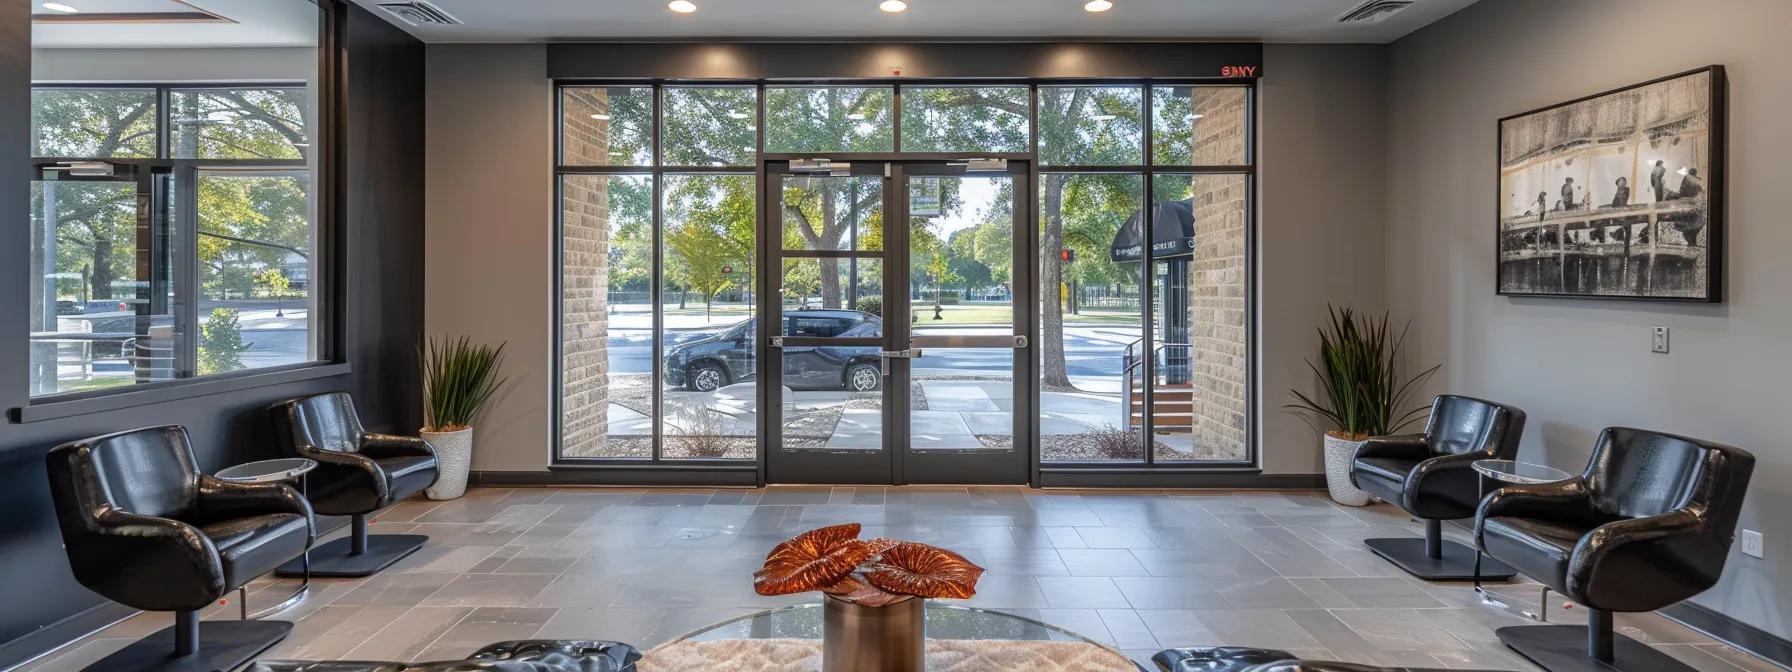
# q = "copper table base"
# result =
<box><xmin>822</xmin><ymin>594</ymin><xmax>923</xmax><ymax>672</ymax></box>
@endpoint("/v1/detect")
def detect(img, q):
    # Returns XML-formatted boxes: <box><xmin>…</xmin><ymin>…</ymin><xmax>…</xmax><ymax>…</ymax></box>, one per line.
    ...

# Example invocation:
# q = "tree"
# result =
<box><xmin>198</xmin><ymin>308</ymin><xmax>246</xmax><ymax>375</ymax></box>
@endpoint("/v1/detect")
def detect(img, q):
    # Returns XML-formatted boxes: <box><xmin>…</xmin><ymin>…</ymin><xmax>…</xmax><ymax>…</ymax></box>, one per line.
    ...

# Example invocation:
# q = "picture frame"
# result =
<box><xmin>1496</xmin><ymin>65</ymin><xmax>1725</xmax><ymax>302</ymax></box>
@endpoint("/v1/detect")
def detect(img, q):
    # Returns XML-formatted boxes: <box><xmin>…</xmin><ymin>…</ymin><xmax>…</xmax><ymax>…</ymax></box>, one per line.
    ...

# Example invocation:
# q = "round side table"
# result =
<box><xmin>1470</xmin><ymin>458</ymin><xmax>1574</xmax><ymax>618</ymax></box>
<box><xmin>215</xmin><ymin>457</ymin><xmax>317</xmax><ymax>620</ymax></box>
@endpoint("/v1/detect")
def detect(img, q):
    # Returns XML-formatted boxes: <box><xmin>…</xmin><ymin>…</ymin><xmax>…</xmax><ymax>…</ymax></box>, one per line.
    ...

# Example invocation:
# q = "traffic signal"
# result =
<box><xmin>1060</xmin><ymin>248</ymin><xmax>1075</xmax><ymax>263</ymax></box>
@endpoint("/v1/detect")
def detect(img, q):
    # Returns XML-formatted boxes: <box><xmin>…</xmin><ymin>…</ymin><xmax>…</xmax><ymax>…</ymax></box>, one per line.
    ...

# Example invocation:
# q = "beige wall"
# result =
<box><xmin>424</xmin><ymin>44</ymin><xmax>553</xmax><ymax>472</ymax></box>
<box><xmin>1385</xmin><ymin>0</ymin><xmax>1792</xmax><ymax>638</ymax></box>
<box><xmin>424</xmin><ymin>43</ymin><xmax>1391</xmax><ymax>478</ymax></box>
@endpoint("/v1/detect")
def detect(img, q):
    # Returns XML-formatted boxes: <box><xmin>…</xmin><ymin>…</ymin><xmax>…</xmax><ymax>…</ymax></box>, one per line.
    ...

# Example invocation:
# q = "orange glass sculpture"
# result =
<box><xmin>753</xmin><ymin>524</ymin><xmax>985</xmax><ymax>605</ymax></box>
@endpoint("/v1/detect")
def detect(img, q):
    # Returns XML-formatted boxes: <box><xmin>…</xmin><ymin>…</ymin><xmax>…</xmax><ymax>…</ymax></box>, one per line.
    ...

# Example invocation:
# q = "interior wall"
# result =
<box><xmin>1385</xmin><ymin>0</ymin><xmax>1792</xmax><ymax>640</ymax></box>
<box><xmin>30</xmin><ymin>47</ymin><xmax>316</xmax><ymax>83</ymax></box>
<box><xmin>423</xmin><ymin>43</ymin><xmax>1387</xmax><ymax>477</ymax></box>
<box><xmin>422</xmin><ymin>44</ymin><xmax>554</xmax><ymax>472</ymax></box>
<box><xmin>0</xmin><ymin>5</ymin><xmax>425</xmax><ymax>667</ymax></box>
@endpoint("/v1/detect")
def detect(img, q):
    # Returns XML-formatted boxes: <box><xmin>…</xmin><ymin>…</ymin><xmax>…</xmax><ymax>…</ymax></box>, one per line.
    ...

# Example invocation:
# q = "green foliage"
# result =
<box><xmin>1284</xmin><ymin>306</ymin><xmax>1440</xmax><ymax>439</ymax></box>
<box><xmin>855</xmin><ymin>296</ymin><xmax>884</xmax><ymax>317</ymax></box>
<box><xmin>420</xmin><ymin>336</ymin><xmax>508</xmax><ymax>432</ymax></box>
<box><xmin>198</xmin><ymin>308</ymin><xmax>246</xmax><ymax>375</ymax></box>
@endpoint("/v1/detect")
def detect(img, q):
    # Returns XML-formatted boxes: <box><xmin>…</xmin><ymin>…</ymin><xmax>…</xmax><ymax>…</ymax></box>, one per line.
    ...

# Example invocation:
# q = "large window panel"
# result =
<box><xmin>30</xmin><ymin>88</ymin><xmax>158</xmax><ymax>158</ymax></box>
<box><xmin>170</xmin><ymin>88</ymin><xmax>311</xmax><ymax>160</ymax></box>
<box><xmin>562</xmin><ymin>86</ymin><xmax>653</xmax><ymax>167</ymax></box>
<box><xmin>1150</xmin><ymin>173</ymin><xmax>1248</xmax><ymax>462</ymax></box>
<box><xmin>1038</xmin><ymin>86</ymin><xmax>1143</xmax><ymax>166</ymax></box>
<box><xmin>1152</xmin><ymin>86</ymin><xmax>1249</xmax><ymax>166</ymax></box>
<box><xmin>765</xmin><ymin>86</ymin><xmax>894</xmax><ymax>153</ymax></box>
<box><xmin>662</xmin><ymin>86</ymin><xmax>758</xmax><ymax>167</ymax></box>
<box><xmin>196</xmin><ymin>171</ymin><xmax>314</xmax><ymax>374</ymax></box>
<box><xmin>1037</xmin><ymin>172</ymin><xmax>1145</xmax><ymax>462</ymax></box>
<box><xmin>660</xmin><ymin>174</ymin><xmax>757</xmax><ymax>459</ymax></box>
<box><xmin>560</xmin><ymin>174</ymin><xmax>654</xmax><ymax>458</ymax></box>
<box><xmin>780</xmin><ymin>174</ymin><xmax>884</xmax><ymax>253</ymax></box>
<box><xmin>900</xmin><ymin>86</ymin><xmax>1029</xmax><ymax>153</ymax></box>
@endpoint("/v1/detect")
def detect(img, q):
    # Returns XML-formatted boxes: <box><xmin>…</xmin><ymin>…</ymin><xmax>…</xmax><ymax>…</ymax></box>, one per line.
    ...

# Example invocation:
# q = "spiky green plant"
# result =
<box><xmin>420</xmin><ymin>336</ymin><xmax>507</xmax><ymax>432</ymax></box>
<box><xmin>1285</xmin><ymin>306</ymin><xmax>1439</xmax><ymax>440</ymax></box>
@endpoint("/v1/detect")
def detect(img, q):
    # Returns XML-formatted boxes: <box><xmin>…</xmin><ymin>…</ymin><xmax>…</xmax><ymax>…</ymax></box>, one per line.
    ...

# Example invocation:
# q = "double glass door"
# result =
<box><xmin>761</xmin><ymin>159</ymin><xmax>1032</xmax><ymax>484</ymax></box>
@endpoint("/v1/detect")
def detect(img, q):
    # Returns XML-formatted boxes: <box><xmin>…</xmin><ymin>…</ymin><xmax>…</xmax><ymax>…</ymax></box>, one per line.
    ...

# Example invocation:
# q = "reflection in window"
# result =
<box><xmin>1152</xmin><ymin>86</ymin><xmax>1249</xmax><ymax>166</ymax></box>
<box><xmin>660</xmin><ymin>174</ymin><xmax>757</xmax><ymax>459</ymax></box>
<box><xmin>900</xmin><ymin>86</ymin><xmax>1029</xmax><ymax>153</ymax></box>
<box><xmin>30</xmin><ymin>88</ymin><xmax>158</xmax><ymax>158</ymax></box>
<box><xmin>195</xmin><ymin>172</ymin><xmax>313</xmax><ymax>374</ymax></box>
<box><xmin>1038</xmin><ymin>173</ymin><xmax>1144</xmax><ymax>462</ymax></box>
<box><xmin>765</xmin><ymin>86</ymin><xmax>894</xmax><ymax>153</ymax></box>
<box><xmin>171</xmin><ymin>88</ymin><xmax>311</xmax><ymax>160</ymax></box>
<box><xmin>562</xmin><ymin>86</ymin><xmax>653</xmax><ymax>166</ymax></box>
<box><xmin>662</xmin><ymin>87</ymin><xmax>758</xmax><ymax>167</ymax></box>
<box><xmin>1038</xmin><ymin>86</ymin><xmax>1143</xmax><ymax>166</ymax></box>
<box><xmin>561</xmin><ymin>174</ymin><xmax>653</xmax><ymax>458</ymax></box>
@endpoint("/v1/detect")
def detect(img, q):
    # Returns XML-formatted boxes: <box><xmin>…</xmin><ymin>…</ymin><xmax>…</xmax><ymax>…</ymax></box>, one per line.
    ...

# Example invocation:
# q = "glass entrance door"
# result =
<box><xmin>762</xmin><ymin>160</ymin><xmax>1032</xmax><ymax>484</ymax></box>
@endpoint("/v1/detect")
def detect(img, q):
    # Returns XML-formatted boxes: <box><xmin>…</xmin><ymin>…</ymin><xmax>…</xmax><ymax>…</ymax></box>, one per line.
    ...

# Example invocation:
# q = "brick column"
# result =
<box><xmin>1187</xmin><ymin>88</ymin><xmax>1249</xmax><ymax>460</ymax></box>
<box><xmin>559</xmin><ymin>89</ymin><xmax>612</xmax><ymax>457</ymax></box>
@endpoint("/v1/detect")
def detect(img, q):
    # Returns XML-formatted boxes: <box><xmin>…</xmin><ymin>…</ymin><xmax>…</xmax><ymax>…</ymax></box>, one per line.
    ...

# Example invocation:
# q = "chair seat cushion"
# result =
<box><xmin>201</xmin><ymin>513</ymin><xmax>310</xmax><ymax>589</ymax></box>
<box><xmin>378</xmin><ymin>455</ymin><xmax>437</xmax><ymax>502</ymax></box>
<box><xmin>1481</xmin><ymin>515</ymin><xmax>1590</xmax><ymax>592</ymax></box>
<box><xmin>1350</xmin><ymin>456</ymin><xmax>1416</xmax><ymax>508</ymax></box>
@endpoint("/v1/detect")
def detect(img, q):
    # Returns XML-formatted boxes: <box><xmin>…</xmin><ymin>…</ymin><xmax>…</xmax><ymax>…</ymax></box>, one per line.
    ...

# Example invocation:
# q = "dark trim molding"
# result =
<box><xmin>548</xmin><ymin>41</ymin><xmax>1263</xmax><ymax>81</ymax></box>
<box><xmin>1038</xmin><ymin>469</ymin><xmax>1320</xmax><ymax>489</ymax></box>
<box><xmin>1659</xmin><ymin>601</ymin><xmax>1792</xmax><ymax>670</ymax></box>
<box><xmin>10</xmin><ymin>363</ymin><xmax>351</xmax><ymax>423</ymax></box>
<box><xmin>0</xmin><ymin>602</ymin><xmax>136</xmax><ymax>671</ymax></box>
<box><xmin>478</xmin><ymin>466</ymin><xmax>761</xmax><ymax>487</ymax></box>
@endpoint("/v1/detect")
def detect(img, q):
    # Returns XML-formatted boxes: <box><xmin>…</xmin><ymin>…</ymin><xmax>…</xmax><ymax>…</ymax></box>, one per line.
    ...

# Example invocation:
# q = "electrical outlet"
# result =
<box><xmin>1741</xmin><ymin>529</ymin><xmax>1764</xmax><ymax>558</ymax></box>
<box><xmin>1651</xmin><ymin>326</ymin><xmax>1670</xmax><ymax>354</ymax></box>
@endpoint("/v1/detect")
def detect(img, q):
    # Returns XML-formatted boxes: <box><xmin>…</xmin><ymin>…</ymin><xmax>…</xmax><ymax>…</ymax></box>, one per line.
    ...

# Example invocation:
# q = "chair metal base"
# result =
<box><xmin>1499</xmin><ymin>625</ymin><xmax>1695</xmax><ymax>672</ymax></box>
<box><xmin>1365</xmin><ymin>537</ymin><xmax>1517</xmax><ymax>581</ymax></box>
<box><xmin>78</xmin><ymin>619</ymin><xmax>290</xmax><ymax>672</ymax></box>
<box><xmin>277</xmin><ymin>534</ymin><xmax>426</xmax><ymax>578</ymax></box>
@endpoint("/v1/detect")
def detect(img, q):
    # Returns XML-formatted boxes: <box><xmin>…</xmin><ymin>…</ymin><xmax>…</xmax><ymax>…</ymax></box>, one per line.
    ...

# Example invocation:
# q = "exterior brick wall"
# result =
<box><xmin>560</xmin><ymin>88</ymin><xmax>612</xmax><ymax>457</ymax></box>
<box><xmin>1185</xmin><ymin>88</ymin><xmax>1249</xmax><ymax>460</ymax></box>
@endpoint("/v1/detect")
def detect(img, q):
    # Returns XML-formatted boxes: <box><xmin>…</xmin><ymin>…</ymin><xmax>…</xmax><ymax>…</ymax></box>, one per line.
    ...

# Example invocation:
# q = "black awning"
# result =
<box><xmin>1109</xmin><ymin>198</ymin><xmax>1195</xmax><ymax>263</ymax></box>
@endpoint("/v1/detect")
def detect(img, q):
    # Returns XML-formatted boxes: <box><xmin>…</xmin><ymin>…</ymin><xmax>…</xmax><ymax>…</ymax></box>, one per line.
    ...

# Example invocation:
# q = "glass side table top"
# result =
<box><xmin>215</xmin><ymin>458</ymin><xmax>317</xmax><ymax>483</ymax></box>
<box><xmin>1472</xmin><ymin>459</ymin><xmax>1572</xmax><ymax>484</ymax></box>
<box><xmin>646</xmin><ymin>602</ymin><xmax>1143</xmax><ymax>671</ymax></box>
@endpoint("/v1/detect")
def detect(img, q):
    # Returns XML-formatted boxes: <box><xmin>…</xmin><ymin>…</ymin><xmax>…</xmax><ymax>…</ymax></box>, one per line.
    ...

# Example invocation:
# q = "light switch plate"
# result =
<box><xmin>1741</xmin><ymin>530</ymin><xmax>1764</xmax><ymax>558</ymax></box>
<box><xmin>1651</xmin><ymin>327</ymin><xmax>1670</xmax><ymax>354</ymax></box>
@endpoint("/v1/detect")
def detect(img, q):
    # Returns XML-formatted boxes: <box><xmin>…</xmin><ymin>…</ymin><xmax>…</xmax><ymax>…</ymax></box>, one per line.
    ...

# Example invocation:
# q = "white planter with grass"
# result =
<box><xmin>423</xmin><ymin>427</ymin><xmax>473</xmax><ymax>500</ymax></box>
<box><xmin>420</xmin><ymin>336</ymin><xmax>506</xmax><ymax>502</ymax></box>
<box><xmin>1323</xmin><ymin>432</ymin><xmax>1372</xmax><ymax>506</ymax></box>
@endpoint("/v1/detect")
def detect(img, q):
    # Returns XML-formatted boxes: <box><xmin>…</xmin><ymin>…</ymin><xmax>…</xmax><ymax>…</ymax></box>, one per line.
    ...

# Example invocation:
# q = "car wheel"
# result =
<box><xmin>688</xmin><ymin>362</ymin><xmax>728</xmax><ymax>392</ymax></box>
<box><xmin>845</xmin><ymin>363</ymin><xmax>882</xmax><ymax>392</ymax></box>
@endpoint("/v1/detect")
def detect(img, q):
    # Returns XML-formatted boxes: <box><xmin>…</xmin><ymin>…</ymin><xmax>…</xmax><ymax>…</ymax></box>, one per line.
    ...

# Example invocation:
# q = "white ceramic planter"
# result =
<box><xmin>1322</xmin><ymin>432</ymin><xmax>1372</xmax><ymax>506</ymax></box>
<box><xmin>422</xmin><ymin>427</ymin><xmax>472</xmax><ymax>500</ymax></box>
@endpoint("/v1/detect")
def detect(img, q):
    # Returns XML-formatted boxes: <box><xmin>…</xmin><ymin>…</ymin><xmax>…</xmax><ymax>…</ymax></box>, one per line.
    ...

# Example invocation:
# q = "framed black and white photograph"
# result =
<box><xmin>1497</xmin><ymin>66</ymin><xmax>1725</xmax><ymax>301</ymax></box>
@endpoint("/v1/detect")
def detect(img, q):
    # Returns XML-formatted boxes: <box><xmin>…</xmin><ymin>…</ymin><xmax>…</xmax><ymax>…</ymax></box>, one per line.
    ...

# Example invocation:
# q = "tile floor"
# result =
<box><xmin>20</xmin><ymin>486</ymin><xmax>1782</xmax><ymax>671</ymax></box>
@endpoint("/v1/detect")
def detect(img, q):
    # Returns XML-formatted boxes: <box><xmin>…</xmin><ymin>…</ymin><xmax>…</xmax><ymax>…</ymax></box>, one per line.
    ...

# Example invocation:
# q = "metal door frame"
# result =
<box><xmin>758</xmin><ymin>157</ymin><xmax>1035</xmax><ymax>485</ymax></box>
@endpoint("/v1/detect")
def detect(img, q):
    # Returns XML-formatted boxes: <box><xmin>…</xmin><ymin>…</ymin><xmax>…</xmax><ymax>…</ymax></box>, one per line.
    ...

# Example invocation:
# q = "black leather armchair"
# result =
<box><xmin>270</xmin><ymin>392</ymin><xmax>439</xmax><ymax>577</ymax></box>
<box><xmin>46</xmin><ymin>425</ymin><xmax>315</xmax><ymax>672</ymax></box>
<box><xmin>1349</xmin><ymin>394</ymin><xmax>1527</xmax><ymax>580</ymax></box>
<box><xmin>250</xmin><ymin>640</ymin><xmax>642</xmax><ymax>671</ymax></box>
<box><xmin>1152</xmin><ymin>646</ymin><xmax>1493</xmax><ymax>672</ymax></box>
<box><xmin>1477</xmin><ymin>427</ymin><xmax>1754</xmax><ymax>672</ymax></box>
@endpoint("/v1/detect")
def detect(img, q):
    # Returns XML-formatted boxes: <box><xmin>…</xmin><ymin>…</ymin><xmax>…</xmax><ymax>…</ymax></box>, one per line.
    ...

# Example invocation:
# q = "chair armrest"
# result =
<box><xmin>195</xmin><ymin>475</ymin><xmax>316</xmax><ymax>537</ymax></box>
<box><xmin>72</xmin><ymin>508</ymin><xmax>226</xmax><ymax>610</ymax></box>
<box><xmin>360</xmin><ymin>433</ymin><xmax>437</xmax><ymax>461</ymax></box>
<box><xmin>1354</xmin><ymin>433</ymin><xmax>1429</xmax><ymax>461</ymax></box>
<box><xmin>1475</xmin><ymin>478</ymin><xmax>1590</xmax><ymax>546</ymax></box>
<box><xmin>1568</xmin><ymin>509</ymin><xmax>1710</xmax><ymax>603</ymax></box>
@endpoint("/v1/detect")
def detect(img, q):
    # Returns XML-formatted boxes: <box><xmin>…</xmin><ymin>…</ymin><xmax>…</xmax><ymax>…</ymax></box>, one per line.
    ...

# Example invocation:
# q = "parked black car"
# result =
<box><xmin>665</xmin><ymin>309</ymin><xmax>885</xmax><ymax>393</ymax></box>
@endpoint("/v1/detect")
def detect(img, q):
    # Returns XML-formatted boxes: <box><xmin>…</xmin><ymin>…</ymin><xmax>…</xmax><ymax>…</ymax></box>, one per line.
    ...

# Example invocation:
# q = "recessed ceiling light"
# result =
<box><xmin>667</xmin><ymin>0</ymin><xmax>697</xmax><ymax>14</ymax></box>
<box><xmin>726</xmin><ymin>111</ymin><xmax>750</xmax><ymax>119</ymax></box>
<box><xmin>42</xmin><ymin>2</ymin><xmax>80</xmax><ymax>12</ymax></box>
<box><xmin>846</xmin><ymin>113</ymin><xmax>867</xmax><ymax>120</ymax></box>
<box><xmin>1084</xmin><ymin>0</ymin><xmax>1112</xmax><ymax>12</ymax></box>
<box><xmin>879</xmin><ymin>0</ymin><xmax>908</xmax><ymax>12</ymax></box>
<box><xmin>1090</xmin><ymin>114</ymin><xmax>1117</xmax><ymax>121</ymax></box>
<box><xmin>590</xmin><ymin>113</ymin><xmax>611</xmax><ymax>120</ymax></box>
<box><xmin>1188</xmin><ymin>113</ymin><xmax>1204</xmax><ymax>120</ymax></box>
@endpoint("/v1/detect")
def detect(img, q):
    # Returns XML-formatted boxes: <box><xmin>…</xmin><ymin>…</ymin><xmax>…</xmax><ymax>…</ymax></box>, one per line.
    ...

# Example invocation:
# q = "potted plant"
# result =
<box><xmin>1286</xmin><ymin>306</ymin><xmax>1437</xmax><ymax>506</ymax></box>
<box><xmin>419</xmin><ymin>336</ymin><xmax>506</xmax><ymax>500</ymax></box>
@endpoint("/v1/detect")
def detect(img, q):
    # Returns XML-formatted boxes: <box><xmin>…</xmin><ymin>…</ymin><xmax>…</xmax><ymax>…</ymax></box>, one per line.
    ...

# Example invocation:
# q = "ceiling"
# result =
<box><xmin>31</xmin><ymin>0</ymin><xmax>319</xmax><ymax>49</ymax></box>
<box><xmin>352</xmin><ymin>0</ymin><xmax>1479</xmax><ymax>44</ymax></box>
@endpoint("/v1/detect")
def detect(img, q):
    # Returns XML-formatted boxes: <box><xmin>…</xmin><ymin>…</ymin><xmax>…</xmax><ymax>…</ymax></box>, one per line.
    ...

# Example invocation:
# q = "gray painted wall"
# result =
<box><xmin>31</xmin><ymin>47</ymin><xmax>315</xmax><ymax>82</ymax></box>
<box><xmin>1385</xmin><ymin>0</ymin><xmax>1791</xmax><ymax>639</ymax></box>
<box><xmin>423</xmin><ymin>44</ymin><xmax>555</xmax><ymax>472</ymax></box>
<box><xmin>422</xmin><ymin>43</ymin><xmax>1389</xmax><ymax>477</ymax></box>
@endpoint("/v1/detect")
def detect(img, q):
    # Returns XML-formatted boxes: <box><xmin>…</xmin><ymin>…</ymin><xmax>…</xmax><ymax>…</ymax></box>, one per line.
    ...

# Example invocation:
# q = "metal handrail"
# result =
<box><xmin>1120</xmin><ymin>339</ymin><xmax>1193</xmax><ymax>428</ymax></box>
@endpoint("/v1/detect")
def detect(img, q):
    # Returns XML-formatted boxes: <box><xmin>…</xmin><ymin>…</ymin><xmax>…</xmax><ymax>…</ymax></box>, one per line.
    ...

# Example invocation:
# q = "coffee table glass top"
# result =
<box><xmin>215</xmin><ymin>458</ymin><xmax>317</xmax><ymax>483</ymax></box>
<box><xmin>646</xmin><ymin>602</ymin><xmax>1142</xmax><ymax>671</ymax></box>
<box><xmin>1472</xmin><ymin>459</ymin><xmax>1573</xmax><ymax>484</ymax></box>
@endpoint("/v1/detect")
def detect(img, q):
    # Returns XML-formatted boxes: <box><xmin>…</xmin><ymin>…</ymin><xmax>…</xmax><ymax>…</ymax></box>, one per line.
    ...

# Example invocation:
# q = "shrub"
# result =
<box><xmin>856</xmin><ymin>296</ymin><xmax>884</xmax><ymax>317</ymax></box>
<box><xmin>1089</xmin><ymin>423</ymin><xmax>1144</xmax><ymax>460</ymax></box>
<box><xmin>198</xmin><ymin>308</ymin><xmax>245</xmax><ymax>375</ymax></box>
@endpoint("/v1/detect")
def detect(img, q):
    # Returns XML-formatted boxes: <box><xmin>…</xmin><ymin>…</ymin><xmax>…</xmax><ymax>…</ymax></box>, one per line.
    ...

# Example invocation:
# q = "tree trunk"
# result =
<box><xmin>679</xmin><ymin>288</ymin><xmax>687</xmax><ymax>310</ymax></box>
<box><xmin>819</xmin><ymin>186</ymin><xmax>842</xmax><ymax>309</ymax></box>
<box><xmin>91</xmin><ymin>239</ymin><xmax>115</xmax><ymax>300</ymax></box>
<box><xmin>1040</xmin><ymin>174</ymin><xmax>1072</xmax><ymax>388</ymax></box>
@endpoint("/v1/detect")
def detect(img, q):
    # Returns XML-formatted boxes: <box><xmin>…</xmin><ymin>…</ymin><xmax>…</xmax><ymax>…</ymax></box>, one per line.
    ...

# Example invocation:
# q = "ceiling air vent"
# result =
<box><xmin>1337</xmin><ymin>0</ymin><xmax>1415</xmax><ymax>24</ymax></box>
<box><xmin>376</xmin><ymin>1</ymin><xmax>462</xmax><ymax>26</ymax></box>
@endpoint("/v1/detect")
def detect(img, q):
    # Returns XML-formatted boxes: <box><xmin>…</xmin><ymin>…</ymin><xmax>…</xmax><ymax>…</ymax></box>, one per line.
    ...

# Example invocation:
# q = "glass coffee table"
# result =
<box><xmin>639</xmin><ymin>602</ymin><xmax>1144</xmax><ymax>671</ymax></box>
<box><xmin>215</xmin><ymin>458</ymin><xmax>317</xmax><ymax>620</ymax></box>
